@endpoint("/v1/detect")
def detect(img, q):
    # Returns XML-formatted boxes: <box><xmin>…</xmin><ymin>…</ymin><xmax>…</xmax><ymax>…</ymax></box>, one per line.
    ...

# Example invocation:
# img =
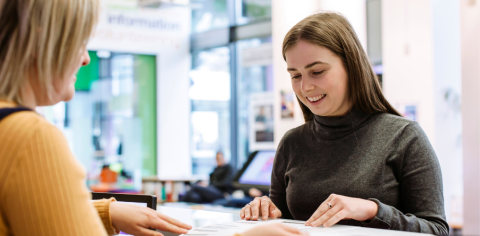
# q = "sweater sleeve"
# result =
<box><xmin>269</xmin><ymin>131</ymin><xmax>293</xmax><ymax>220</ymax></box>
<box><xmin>362</xmin><ymin>122</ymin><xmax>449</xmax><ymax>235</ymax></box>
<box><xmin>3</xmin><ymin>122</ymin><xmax>109</xmax><ymax>236</ymax></box>
<box><xmin>92</xmin><ymin>198</ymin><xmax>119</xmax><ymax>235</ymax></box>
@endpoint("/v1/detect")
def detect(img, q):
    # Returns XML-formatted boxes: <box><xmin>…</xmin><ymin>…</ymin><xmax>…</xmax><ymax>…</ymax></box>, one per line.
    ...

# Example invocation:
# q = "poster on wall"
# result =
<box><xmin>249</xmin><ymin>92</ymin><xmax>275</xmax><ymax>151</ymax></box>
<box><xmin>280</xmin><ymin>90</ymin><xmax>294</xmax><ymax>119</ymax></box>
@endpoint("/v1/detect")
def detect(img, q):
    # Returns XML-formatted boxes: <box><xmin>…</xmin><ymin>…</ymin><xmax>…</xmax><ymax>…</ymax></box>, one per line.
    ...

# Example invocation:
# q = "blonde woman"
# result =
<box><xmin>0</xmin><ymin>0</ymin><xmax>194</xmax><ymax>235</ymax></box>
<box><xmin>0</xmin><ymin>0</ymin><xmax>308</xmax><ymax>235</ymax></box>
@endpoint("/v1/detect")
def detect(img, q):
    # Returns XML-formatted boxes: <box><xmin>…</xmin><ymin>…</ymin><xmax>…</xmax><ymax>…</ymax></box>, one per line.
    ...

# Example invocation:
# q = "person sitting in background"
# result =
<box><xmin>182</xmin><ymin>151</ymin><xmax>235</xmax><ymax>203</ymax></box>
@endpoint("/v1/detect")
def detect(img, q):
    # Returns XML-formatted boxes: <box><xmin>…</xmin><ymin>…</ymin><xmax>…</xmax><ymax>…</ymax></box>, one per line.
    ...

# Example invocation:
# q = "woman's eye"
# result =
<box><xmin>313</xmin><ymin>71</ymin><xmax>324</xmax><ymax>75</ymax></box>
<box><xmin>292</xmin><ymin>75</ymin><xmax>301</xmax><ymax>79</ymax></box>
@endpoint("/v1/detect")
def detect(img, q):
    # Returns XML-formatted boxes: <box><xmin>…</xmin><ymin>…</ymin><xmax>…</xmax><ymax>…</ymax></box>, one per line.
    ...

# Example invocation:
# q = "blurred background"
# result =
<box><xmin>35</xmin><ymin>0</ymin><xmax>480</xmax><ymax>234</ymax></box>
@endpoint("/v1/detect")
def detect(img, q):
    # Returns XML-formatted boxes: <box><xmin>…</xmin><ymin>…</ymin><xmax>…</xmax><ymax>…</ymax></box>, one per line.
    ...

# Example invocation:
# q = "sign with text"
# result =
<box><xmin>88</xmin><ymin>6</ymin><xmax>190</xmax><ymax>53</ymax></box>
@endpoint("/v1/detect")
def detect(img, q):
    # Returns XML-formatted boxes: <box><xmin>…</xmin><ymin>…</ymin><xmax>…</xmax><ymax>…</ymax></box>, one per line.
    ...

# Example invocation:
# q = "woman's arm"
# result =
<box><xmin>269</xmin><ymin>131</ymin><xmax>293</xmax><ymax>220</ymax></box>
<box><xmin>362</xmin><ymin>122</ymin><xmax>449</xmax><ymax>235</ymax></box>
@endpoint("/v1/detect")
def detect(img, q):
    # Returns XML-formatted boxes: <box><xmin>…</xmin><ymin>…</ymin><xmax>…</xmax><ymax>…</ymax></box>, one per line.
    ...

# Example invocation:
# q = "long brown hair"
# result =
<box><xmin>282</xmin><ymin>12</ymin><xmax>400</xmax><ymax>122</ymax></box>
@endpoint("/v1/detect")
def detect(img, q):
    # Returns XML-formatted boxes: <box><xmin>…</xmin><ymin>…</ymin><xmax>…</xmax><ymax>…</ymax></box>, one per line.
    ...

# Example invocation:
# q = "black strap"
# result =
<box><xmin>0</xmin><ymin>107</ymin><xmax>32</xmax><ymax>122</ymax></box>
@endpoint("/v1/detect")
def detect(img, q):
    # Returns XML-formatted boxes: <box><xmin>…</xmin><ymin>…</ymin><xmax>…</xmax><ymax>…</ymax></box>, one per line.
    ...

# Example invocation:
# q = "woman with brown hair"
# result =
<box><xmin>240</xmin><ymin>12</ymin><xmax>449</xmax><ymax>235</ymax></box>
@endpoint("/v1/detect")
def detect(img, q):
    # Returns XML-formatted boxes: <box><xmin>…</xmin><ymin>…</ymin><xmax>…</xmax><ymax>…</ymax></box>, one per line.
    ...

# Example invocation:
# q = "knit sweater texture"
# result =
<box><xmin>0</xmin><ymin>101</ymin><xmax>117</xmax><ymax>236</ymax></box>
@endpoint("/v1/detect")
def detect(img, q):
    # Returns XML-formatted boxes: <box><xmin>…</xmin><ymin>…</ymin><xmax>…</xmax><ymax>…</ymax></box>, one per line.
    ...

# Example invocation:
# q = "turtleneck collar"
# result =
<box><xmin>313</xmin><ymin>107</ymin><xmax>372</xmax><ymax>140</ymax></box>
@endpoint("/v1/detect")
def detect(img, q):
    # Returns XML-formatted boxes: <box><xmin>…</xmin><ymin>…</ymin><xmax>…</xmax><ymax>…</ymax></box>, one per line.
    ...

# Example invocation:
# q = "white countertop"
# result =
<box><xmin>157</xmin><ymin>206</ymin><xmax>433</xmax><ymax>236</ymax></box>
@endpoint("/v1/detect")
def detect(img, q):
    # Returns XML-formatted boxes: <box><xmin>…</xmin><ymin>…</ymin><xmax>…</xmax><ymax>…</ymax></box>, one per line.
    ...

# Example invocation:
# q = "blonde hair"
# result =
<box><xmin>282</xmin><ymin>12</ymin><xmax>400</xmax><ymax>121</ymax></box>
<box><xmin>0</xmin><ymin>0</ymin><xmax>99</xmax><ymax>105</ymax></box>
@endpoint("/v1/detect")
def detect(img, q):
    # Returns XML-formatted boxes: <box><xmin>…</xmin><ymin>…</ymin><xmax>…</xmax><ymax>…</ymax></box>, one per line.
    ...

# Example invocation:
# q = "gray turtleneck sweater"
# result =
<box><xmin>269</xmin><ymin>108</ymin><xmax>448</xmax><ymax>235</ymax></box>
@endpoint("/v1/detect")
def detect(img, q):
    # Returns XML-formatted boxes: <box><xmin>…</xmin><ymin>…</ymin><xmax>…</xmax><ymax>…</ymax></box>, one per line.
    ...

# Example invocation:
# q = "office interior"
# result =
<box><xmin>33</xmin><ymin>0</ymin><xmax>480</xmax><ymax>234</ymax></box>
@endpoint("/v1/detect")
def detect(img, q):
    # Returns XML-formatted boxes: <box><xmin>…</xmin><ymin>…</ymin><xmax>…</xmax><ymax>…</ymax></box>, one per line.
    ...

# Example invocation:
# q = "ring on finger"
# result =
<box><xmin>261</xmin><ymin>200</ymin><xmax>270</xmax><ymax>205</ymax></box>
<box><xmin>325</xmin><ymin>202</ymin><xmax>333</xmax><ymax>209</ymax></box>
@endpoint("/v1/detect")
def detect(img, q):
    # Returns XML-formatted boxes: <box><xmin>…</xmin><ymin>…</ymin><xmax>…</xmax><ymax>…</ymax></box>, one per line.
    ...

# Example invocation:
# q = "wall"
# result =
<box><xmin>382</xmin><ymin>0</ymin><xmax>435</xmax><ymax>142</ymax></box>
<box><xmin>460</xmin><ymin>0</ymin><xmax>480</xmax><ymax>233</ymax></box>
<box><xmin>87</xmin><ymin>3</ymin><xmax>192</xmax><ymax>179</ymax></box>
<box><xmin>432</xmin><ymin>0</ymin><xmax>463</xmax><ymax>225</ymax></box>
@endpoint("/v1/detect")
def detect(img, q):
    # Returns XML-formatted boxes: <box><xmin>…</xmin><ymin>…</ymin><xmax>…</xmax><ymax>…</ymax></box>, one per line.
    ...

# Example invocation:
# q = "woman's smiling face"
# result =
<box><xmin>286</xmin><ymin>40</ymin><xmax>351</xmax><ymax>117</ymax></box>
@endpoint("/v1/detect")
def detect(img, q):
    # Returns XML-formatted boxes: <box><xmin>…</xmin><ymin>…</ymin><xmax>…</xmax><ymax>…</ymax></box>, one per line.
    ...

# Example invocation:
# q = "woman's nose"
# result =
<box><xmin>82</xmin><ymin>50</ymin><xmax>91</xmax><ymax>66</ymax></box>
<box><xmin>300</xmin><ymin>76</ymin><xmax>315</xmax><ymax>92</ymax></box>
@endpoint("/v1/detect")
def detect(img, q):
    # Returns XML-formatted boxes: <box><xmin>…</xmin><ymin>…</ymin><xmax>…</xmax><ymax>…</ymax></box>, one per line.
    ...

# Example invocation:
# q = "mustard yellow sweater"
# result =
<box><xmin>0</xmin><ymin>101</ymin><xmax>117</xmax><ymax>236</ymax></box>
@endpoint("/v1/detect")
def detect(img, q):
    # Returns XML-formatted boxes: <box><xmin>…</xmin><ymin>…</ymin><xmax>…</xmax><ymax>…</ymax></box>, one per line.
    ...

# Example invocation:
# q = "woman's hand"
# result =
<box><xmin>242</xmin><ymin>223</ymin><xmax>309</xmax><ymax>236</ymax></box>
<box><xmin>305</xmin><ymin>194</ymin><xmax>378</xmax><ymax>227</ymax></box>
<box><xmin>110</xmin><ymin>202</ymin><xmax>192</xmax><ymax>236</ymax></box>
<box><xmin>240</xmin><ymin>196</ymin><xmax>282</xmax><ymax>221</ymax></box>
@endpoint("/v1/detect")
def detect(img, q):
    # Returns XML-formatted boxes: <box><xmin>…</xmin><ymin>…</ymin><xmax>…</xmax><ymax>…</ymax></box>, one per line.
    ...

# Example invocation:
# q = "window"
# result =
<box><xmin>190</xmin><ymin>0</ymin><xmax>272</xmax><ymax>175</ymax></box>
<box><xmin>235</xmin><ymin>37</ymin><xmax>273</xmax><ymax>167</ymax></box>
<box><xmin>190</xmin><ymin>47</ymin><xmax>231</xmax><ymax>175</ymax></box>
<box><xmin>191</xmin><ymin>0</ymin><xmax>229</xmax><ymax>33</ymax></box>
<box><xmin>236</xmin><ymin>0</ymin><xmax>271</xmax><ymax>25</ymax></box>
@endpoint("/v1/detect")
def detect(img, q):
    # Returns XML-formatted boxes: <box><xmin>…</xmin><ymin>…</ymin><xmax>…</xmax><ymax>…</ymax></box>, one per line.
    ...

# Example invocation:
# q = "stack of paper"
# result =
<box><xmin>184</xmin><ymin>219</ymin><xmax>433</xmax><ymax>236</ymax></box>
<box><xmin>185</xmin><ymin>219</ymin><xmax>353</xmax><ymax>236</ymax></box>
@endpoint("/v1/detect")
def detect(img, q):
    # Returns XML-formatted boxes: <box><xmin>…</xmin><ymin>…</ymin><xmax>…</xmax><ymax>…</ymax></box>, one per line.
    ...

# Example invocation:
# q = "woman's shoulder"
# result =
<box><xmin>372</xmin><ymin>112</ymin><xmax>417</xmax><ymax>130</ymax></box>
<box><xmin>0</xmin><ymin>110</ymin><xmax>64</xmax><ymax>150</ymax></box>
<box><xmin>0</xmin><ymin>110</ymin><xmax>69</xmax><ymax>181</ymax></box>
<box><xmin>1</xmin><ymin>110</ymin><xmax>56</xmax><ymax>130</ymax></box>
<box><xmin>370</xmin><ymin>112</ymin><xmax>427</xmax><ymax>140</ymax></box>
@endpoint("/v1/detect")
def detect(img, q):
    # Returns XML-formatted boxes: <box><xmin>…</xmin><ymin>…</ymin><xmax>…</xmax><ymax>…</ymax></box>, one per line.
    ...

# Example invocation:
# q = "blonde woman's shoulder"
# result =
<box><xmin>0</xmin><ymin>107</ymin><xmax>64</xmax><ymax>152</ymax></box>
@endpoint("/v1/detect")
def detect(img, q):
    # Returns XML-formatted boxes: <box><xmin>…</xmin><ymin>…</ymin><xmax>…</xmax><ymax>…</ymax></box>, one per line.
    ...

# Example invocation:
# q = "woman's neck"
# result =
<box><xmin>21</xmin><ymin>82</ymin><xmax>38</xmax><ymax>110</ymax></box>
